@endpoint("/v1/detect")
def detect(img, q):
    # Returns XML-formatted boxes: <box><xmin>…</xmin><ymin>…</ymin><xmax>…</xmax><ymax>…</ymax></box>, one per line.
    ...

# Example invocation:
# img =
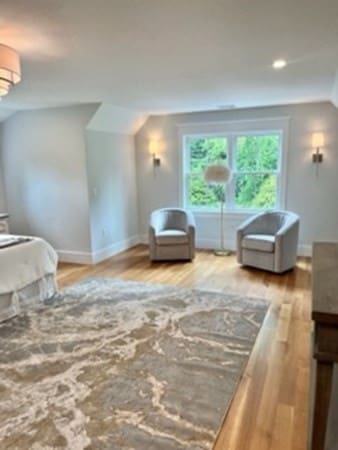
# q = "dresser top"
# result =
<box><xmin>0</xmin><ymin>213</ymin><xmax>9</xmax><ymax>220</ymax></box>
<box><xmin>312</xmin><ymin>242</ymin><xmax>338</xmax><ymax>320</ymax></box>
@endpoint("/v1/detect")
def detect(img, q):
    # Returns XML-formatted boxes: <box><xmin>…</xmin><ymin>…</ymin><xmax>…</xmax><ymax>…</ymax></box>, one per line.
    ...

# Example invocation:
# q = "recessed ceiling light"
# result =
<box><xmin>273</xmin><ymin>59</ymin><xmax>287</xmax><ymax>70</ymax></box>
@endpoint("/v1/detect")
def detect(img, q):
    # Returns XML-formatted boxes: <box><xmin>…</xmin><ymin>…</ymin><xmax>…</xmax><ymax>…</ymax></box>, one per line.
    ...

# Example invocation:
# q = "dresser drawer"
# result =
<box><xmin>0</xmin><ymin>220</ymin><xmax>9</xmax><ymax>234</ymax></box>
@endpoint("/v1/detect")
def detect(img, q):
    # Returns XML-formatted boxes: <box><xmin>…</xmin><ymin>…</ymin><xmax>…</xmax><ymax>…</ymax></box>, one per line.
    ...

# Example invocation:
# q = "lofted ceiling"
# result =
<box><xmin>0</xmin><ymin>0</ymin><xmax>338</xmax><ymax>118</ymax></box>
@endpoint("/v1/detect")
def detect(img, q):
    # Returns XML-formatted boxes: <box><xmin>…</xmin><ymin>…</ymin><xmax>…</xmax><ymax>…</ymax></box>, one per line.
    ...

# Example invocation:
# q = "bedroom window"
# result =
<box><xmin>185</xmin><ymin>136</ymin><xmax>229</xmax><ymax>209</ymax></box>
<box><xmin>181</xmin><ymin>122</ymin><xmax>287</xmax><ymax>213</ymax></box>
<box><xmin>233</xmin><ymin>134</ymin><xmax>280</xmax><ymax>210</ymax></box>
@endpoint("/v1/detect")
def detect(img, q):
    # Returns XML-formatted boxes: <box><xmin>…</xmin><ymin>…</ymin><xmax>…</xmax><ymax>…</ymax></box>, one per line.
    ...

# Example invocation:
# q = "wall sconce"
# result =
<box><xmin>312</xmin><ymin>132</ymin><xmax>324</xmax><ymax>177</ymax></box>
<box><xmin>153</xmin><ymin>155</ymin><xmax>161</xmax><ymax>167</ymax></box>
<box><xmin>149</xmin><ymin>139</ymin><xmax>161</xmax><ymax>168</ymax></box>
<box><xmin>312</xmin><ymin>132</ymin><xmax>324</xmax><ymax>163</ymax></box>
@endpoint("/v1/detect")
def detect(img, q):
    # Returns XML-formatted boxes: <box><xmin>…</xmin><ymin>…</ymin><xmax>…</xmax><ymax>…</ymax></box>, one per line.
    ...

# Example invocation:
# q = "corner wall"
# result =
<box><xmin>85</xmin><ymin>130</ymin><xmax>139</xmax><ymax>263</ymax></box>
<box><xmin>135</xmin><ymin>102</ymin><xmax>338</xmax><ymax>256</ymax></box>
<box><xmin>0</xmin><ymin>103</ymin><xmax>144</xmax><ymax>264</ymax></box>
<box><xmin>0</xmin><ymin>104</ymin><xmax>98</xmax><ymax>260</ymax></box>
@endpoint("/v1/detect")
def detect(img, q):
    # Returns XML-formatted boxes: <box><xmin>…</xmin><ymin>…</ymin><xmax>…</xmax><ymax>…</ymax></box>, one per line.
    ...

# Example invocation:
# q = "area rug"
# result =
<box><xmin>0</xmin><ymin>278</ymin><xmax>269</xmax><ymax>450</ymax></box>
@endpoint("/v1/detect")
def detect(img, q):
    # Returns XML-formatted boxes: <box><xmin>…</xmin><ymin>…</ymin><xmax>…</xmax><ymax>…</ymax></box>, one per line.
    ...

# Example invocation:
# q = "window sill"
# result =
<box><xmin>189</xmin><ymin>209</ymin><xmax>258</xmax><ymax>220</ymax></box>
<box><xmin>189</xmin><ymin>207</ymin><xmax>283</xmax><ymax>217</ymax></box>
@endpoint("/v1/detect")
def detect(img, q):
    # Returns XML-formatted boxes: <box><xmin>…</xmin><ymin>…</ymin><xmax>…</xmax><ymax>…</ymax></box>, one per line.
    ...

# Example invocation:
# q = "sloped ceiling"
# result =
<box><xmin>87</xmin><ymin>104</ymin><xmax>147</xmax><ymax>135</ymax></box>
<box><xmin>0</xmin><ymin>0</ymin><xmax>338</xmax><ymax>121</ymax></box>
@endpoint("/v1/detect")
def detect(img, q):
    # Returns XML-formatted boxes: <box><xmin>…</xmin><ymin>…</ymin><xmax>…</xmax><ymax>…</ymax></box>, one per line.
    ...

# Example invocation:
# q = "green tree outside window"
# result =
<box><xmin>186</xmin><ymin>134</ymin><xmax>280</xmax><ymax>210</ymax></box>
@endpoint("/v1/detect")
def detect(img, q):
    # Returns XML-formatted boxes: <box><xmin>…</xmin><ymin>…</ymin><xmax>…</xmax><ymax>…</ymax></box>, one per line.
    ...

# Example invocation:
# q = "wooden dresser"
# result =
<box><xmin>0</xmin><ymin>213</ymin><xmax>9</xmax><ymax>234</ymax></box>
<box><xmin>311</xmin><ymin>242</ymin><xmax>338</xmax><ymax>449</ymax></box>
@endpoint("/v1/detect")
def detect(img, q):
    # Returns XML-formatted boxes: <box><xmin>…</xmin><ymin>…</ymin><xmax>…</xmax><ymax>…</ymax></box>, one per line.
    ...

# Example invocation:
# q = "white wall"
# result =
<box><xmin>0</xmin><ymin>105</ymin><xmax>98</xmax><ymax>259</ymax></box>
<box><xmin>135</xmin><ymin>102</ymin><xmax>338</xmax><ymax>256</ymax></box>
<box><xmin>86</xmin><ymin>130</ymin><xmax>139</xmax><ymax>263</ymax></box>
<box><xmin>0</xmin><ymin>103</ymin><xmax>142</xmax><ymax>264</ymax></box>
<box><xmin>1</xmin><ymin>101</ymin><xmax>336</xmax><ymax>262</ymax></box>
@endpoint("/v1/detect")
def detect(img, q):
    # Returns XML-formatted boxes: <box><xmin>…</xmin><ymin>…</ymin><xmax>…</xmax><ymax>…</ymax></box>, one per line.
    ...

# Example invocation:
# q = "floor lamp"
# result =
<box><xmin>204</xmin><ymin>164</ymin><xmax>232</xmax><ymax>256</ymax></box>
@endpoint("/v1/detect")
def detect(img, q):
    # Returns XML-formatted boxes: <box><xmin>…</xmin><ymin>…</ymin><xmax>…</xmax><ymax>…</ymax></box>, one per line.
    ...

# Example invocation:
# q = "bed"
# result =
<box><xmin>0</xmin><ymin>234</ymin><xmax>58</xmax><ymax>322</ymax></box>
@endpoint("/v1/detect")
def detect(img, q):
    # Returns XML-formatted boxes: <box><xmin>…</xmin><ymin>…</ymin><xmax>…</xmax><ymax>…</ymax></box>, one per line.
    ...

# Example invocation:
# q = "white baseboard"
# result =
<box><xmin>57</xmin><ymin>234</ymin><xmax>141</xmax><ymax>265</ymax></box>
<box><xmin>57</xmin><ymin>249</ymin><xmax>93</xmax><ymax>265</ymax></box>
<box><xmin>140</xmin><ymin>234</ymin><xmax>312</xmax><ymax>257</ymax></box>
<box><xmin>91</xmin><ymin>235</ymin><xmax>140</xmax><ymax>264</ymax></box>
<box><xmin>140</xmin><ymin>235</ymin><xmax>235</xmax><ymax>250</ymax></box>
<box><xmin>195</xmin><ymin>238</ymin><xmax>236</xmax><ymax>251</ymax></box>
<box><xmin>198</xmin><ymin>241</ymin><xmax>312</xmax><ymax>257</ymax></box>
<box><xmin>297</xmin><ymin>244</ymin><xmax>312</xmax><ymax>257</ymax></box>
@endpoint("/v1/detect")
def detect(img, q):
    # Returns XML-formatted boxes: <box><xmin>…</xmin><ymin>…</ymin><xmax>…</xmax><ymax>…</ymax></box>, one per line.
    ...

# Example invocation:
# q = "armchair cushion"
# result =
<box><xmin>156</xmin><ymin>230</ymin><xmax>189</xmax><ymax>246</ymax></box>
<box><xmin>242</xmin><ymin>234</ymin><xmax>275</xmax><ymax>253</ymax></box>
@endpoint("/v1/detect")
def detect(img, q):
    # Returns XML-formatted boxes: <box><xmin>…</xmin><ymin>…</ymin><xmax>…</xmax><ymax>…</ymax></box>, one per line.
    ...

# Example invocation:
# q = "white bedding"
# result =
<box><xmin>0</xmin><ymin>234</ymin><xmax>58</xmax><ymax>321</ymax></box>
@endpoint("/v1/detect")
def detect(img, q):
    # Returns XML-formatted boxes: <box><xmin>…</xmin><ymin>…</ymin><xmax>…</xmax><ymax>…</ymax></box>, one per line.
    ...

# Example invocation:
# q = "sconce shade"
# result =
<box><xmin>312</xmin><ymin>132</ymin><xmax>324</xmax><ymax>148</ymax></box>
<box><xmin>0</xmin><ymin>44</ymin><xmax>21</xmax><ymax>97</ymax></box>
<box><xmin>204</xmin><ymin>164</ymin><xmax>232</xmax><ymax>184</ymax></box>
<box><xmin>149</xmin><ymin>139</ymin><xmax>159</xmax><ymax>155</ymax></box>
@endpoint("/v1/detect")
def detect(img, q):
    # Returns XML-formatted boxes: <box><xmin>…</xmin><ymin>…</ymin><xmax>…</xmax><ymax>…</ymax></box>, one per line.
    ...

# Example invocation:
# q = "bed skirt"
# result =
<box><xmin>0</xmin><ymin>275</ymin><xmax>57</xmax><ymax>323</ymax></box>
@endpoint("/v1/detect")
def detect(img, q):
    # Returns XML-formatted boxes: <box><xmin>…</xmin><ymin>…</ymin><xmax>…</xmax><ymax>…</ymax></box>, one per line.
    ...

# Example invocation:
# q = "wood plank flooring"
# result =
<box><xmin>57</xmin><ymin>245</ymin><xmax>312</xmax><ymax>450</ymax></box>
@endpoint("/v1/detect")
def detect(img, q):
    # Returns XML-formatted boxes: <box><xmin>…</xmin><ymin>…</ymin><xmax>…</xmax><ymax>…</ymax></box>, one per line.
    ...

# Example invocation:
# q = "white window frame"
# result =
<box><xmin>178</xmin><ymin>117</ymin><xmax>289</xmax><ymax>215</ymax></box>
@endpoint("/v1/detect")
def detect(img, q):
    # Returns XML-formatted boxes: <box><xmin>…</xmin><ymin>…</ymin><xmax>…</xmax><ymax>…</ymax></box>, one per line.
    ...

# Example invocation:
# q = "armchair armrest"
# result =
<box><xmin>186</xmin><ymin>210</ymin><xmax>196</xmax><ymax>260</ymax></box>
<box><xmin>186</xmin><ymin>210</ymin><xmax>196</xmax><ymax>231</ymax></box>
<box><xmin>275</xmin><ymin>215</ymin><xmax>300</xmax><ymax>238</ymax></box>
<box><xmin>237</xmin><ymin>213</ymin><xmax>264</xmax><ymax>263</ymax></box>
<box><xmin>149</xmin><ymin>210</ymin><xmax>162</xmax><ymax>235</ymax></box>
<box><xmin>274</xmin><ymin>216</ymin><xmax>300</xmax><ymax>272</ymax></box>
<box><xmin>149</xmin><ymin>224</ymin><xmax>156</xmax><ymax>239</ymax></box>
<box><xmin>148</xmin><ymin>222</ymin><xmax>157</xmax><ymax>261</ymax></box>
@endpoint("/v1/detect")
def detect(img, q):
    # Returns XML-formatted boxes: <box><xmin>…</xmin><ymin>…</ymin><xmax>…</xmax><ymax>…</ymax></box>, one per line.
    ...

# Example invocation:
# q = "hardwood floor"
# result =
<box><xmin>57</xmin><ymin>245</ymin><xmax>312</xmax><ymax>450</ymax></box>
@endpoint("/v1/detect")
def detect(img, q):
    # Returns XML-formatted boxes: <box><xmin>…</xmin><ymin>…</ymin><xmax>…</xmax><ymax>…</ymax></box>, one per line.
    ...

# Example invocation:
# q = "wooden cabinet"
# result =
<box><xmin>310</xmin><ymin>242</ymin><xmax>338</xmax><ymax>449</ymax></box>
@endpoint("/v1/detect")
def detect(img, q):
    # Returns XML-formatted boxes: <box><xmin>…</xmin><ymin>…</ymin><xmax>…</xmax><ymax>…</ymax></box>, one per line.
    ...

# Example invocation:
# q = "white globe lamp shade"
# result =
<box><xmin>204</xmin><ymin>164</ymin><xmax>232</xmax><ymax>184</ymax></box>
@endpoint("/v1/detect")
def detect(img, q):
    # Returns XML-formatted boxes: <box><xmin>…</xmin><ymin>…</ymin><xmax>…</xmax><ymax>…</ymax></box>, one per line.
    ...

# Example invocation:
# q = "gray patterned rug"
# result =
<box><xmin>0</xmin><ymin>278</ymin><xmax>269</xmax><ymax>450</ymax></box>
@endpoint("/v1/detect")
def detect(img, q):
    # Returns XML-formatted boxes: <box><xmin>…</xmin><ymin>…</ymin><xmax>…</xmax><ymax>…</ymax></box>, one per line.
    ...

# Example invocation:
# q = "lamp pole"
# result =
<box><xmin>204</xmin><ymin>163</ymin><xmax>232</xmax><ymax>256</ymax></box>
<box><xmin>214</xmin><ymin>185</ymin><xmax>231</xmax><ymax>256</ymax></box>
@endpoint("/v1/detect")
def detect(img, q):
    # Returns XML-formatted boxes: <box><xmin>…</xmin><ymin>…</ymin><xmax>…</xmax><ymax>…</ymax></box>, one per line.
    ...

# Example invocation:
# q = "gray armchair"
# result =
<box><xmin>237</xmin><ymin>210</ymin><xmax>299</xmax><ymax>273</ymax></box>
<box><xmin>149</xmin><ymin>208</ymin><xmax>196</xmax><ymax>261</ymax></box>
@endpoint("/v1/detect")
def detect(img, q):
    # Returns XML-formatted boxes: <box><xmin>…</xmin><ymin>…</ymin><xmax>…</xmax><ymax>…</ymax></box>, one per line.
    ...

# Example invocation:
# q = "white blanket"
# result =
<box><xmin>0</xmin><ymin>234</ymin><xmax>58</xmax><ymax>295</ymax></box>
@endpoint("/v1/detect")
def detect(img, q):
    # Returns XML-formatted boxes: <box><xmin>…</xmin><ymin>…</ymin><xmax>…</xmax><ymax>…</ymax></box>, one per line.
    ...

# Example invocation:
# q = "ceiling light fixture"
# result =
<box><xmin>0</xmin><ymin>44</ymin><xmax>21</xmax><ymax>97</ymax></box>
<box><xmin>273</xmin><ymin>59</ymin><xmax>287</xmax><ymax>70</ymax></box>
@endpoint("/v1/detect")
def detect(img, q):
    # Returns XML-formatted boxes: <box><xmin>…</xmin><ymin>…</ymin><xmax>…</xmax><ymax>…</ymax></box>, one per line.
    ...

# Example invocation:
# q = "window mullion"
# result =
<box><xmin>236</xmin><ymin>170</ymin><xmax>278</xmax><ymax>176</ymax></box>
<box><xmin>226</xmin><ymin>134</ymin><xmax>235</xmax><ymax>210</ymax></box>
<box><xmin>183</xmin><ymin>136</ymin><xmax>188</xmax><ymax>208</ymax></box>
